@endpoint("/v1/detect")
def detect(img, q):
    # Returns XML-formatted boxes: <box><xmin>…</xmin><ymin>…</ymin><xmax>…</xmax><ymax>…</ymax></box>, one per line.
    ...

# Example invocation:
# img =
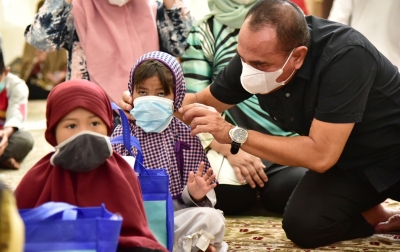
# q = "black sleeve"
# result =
<box><xmin>315</xmin><ymin>46</ymin><xmax>378</xmax><ymax>123</ymax></box>
<box><xmin>209</xmin><ymin>53</ymin><xmax>253</xmax><ymax>105</ymax></box>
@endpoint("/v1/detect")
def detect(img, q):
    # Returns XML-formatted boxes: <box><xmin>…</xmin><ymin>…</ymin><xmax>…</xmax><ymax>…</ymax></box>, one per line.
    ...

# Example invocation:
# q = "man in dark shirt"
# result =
<box><xmin>177</xmin><ymin>0</ymin><xmax>400</xmax><ymax>248</ymax></box>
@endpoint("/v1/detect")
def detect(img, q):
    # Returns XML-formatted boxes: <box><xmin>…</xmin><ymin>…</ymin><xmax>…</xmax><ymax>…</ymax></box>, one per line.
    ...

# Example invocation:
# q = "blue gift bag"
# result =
<box><xmin>19</xmin><ymin>202</ymin><xmax>122</xmax><ymax>252</ymax></box>
<box><xmin>110</xmin><ymin>103</ymin><xmax>174</xmax><ymax>252</ymax></box>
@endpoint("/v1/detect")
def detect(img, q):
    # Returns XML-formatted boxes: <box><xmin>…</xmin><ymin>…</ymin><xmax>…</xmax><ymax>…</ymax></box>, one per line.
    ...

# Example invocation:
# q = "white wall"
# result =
<box><xmin>0</xmin><ymin>0</ymin><xmax>209</xmax><ymax>66</ymax></box>
<box><xmin>0</xmin><ymin>0</ymin><xmax>41</xmax><ymax>65</ymax></box>
<box><xmin>187</xmin><ymin>0</ymin><xmax>209</xmax><ymax>21</ymax></box>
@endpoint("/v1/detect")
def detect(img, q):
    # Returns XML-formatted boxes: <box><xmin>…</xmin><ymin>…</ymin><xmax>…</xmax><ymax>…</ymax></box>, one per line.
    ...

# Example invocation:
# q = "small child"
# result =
<box><xmin>15</xmin><ymin>80</ymin><xmax>167</xmax><ymax>252</ymax></box>
<box><xmin>111</xmin><ymin>51</ymin><xmax>227</xmax><ymax>252</ymax></box>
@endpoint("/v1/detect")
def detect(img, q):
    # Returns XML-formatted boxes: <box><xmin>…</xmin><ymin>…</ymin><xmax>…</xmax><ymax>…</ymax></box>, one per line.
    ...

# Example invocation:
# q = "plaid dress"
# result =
<box><xmin>111</xmin><ymin>51</ymin><xmax>213</xmax><ymax>199</ymax></box>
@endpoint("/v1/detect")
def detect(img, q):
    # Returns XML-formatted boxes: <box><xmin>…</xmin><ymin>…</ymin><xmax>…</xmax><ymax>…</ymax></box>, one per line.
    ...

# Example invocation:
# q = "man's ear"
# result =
<box><xmin>293</xmin><ymin>46</ymin><xmax>308</xmax><ymax>70</ymax></box>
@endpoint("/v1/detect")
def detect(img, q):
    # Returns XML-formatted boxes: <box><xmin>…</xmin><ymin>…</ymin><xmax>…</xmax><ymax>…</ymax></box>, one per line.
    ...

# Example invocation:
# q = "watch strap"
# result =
<box><xmin>230</xmin><ymin>141</ymin><xmax>241</xmax><ymax>155</ymax></box>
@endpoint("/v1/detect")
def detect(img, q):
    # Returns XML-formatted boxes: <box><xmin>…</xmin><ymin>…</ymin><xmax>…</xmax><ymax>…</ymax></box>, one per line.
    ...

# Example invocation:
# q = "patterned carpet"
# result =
<box><xmin>1</xmin><ymin>100</ymin><xmax>400</xmax><ymax>251</ymax></box>
<box><xmin>225</xmin><ymin>199</ymin><xmax>400</xmax><ymax>251</ymax></box>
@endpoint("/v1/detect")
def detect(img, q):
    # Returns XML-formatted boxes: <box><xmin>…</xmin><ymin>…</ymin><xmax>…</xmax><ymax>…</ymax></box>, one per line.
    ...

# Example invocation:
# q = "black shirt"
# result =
<box><xmin>210</xmin><ymin>16</ymin><xmax>400</xmax><ymax>192</ymax></box>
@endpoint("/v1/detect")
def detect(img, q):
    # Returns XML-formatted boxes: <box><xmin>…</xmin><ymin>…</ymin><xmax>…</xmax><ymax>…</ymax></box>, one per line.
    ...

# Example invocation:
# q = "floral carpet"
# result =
<box><xmin>224</xmin><ymin>199</ymin><xmax>400</xmax><ymax>251</ymax></box>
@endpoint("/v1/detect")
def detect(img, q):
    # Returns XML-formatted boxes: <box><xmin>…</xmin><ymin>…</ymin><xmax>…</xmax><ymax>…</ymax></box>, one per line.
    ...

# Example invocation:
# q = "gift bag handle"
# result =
<box><xmin>19</xmin><ymin>202</ymin><xmax>86</xmax><ymax>222</ymax></box>
<box><xmin>110</xmin><ymin>102</ymin><xmax>148</xmax><ymax>175</ymax></box>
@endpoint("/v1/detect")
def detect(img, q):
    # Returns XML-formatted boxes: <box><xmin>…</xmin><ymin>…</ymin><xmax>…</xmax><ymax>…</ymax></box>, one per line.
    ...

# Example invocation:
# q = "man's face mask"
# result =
<box><xmin>50</xmin><ymin>131</ymin><xmax>113</xmax><ymax>172</ymax></box>
<box><xmin>108</xmin><ymin>0</ymin><xmax>129</xmax><ymax>7</ymax></box>
<box><xmin>240</xmin><ymin>49</ymin><xmax>295</xmax><ymax>94</ymax></box>
<box><xmin>130</xmin><ymin>96</ymin><xmax>174</xmax><ymax>133</ymax></box>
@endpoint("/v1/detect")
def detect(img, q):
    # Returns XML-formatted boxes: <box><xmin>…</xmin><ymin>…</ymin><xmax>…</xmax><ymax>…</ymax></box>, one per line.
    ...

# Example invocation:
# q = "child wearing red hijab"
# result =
<box><xmin>15</xmin><ymin>79</ymin><xmax>167</xmax><ymax>252</ymax></box>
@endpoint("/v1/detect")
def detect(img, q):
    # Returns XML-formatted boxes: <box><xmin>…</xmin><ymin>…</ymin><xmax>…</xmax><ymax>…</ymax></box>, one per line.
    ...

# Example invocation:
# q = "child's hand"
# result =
<box><xmin>187</xmin><ymin>162</ymin><xmax>216</xmax><ymax>202</ymax></box>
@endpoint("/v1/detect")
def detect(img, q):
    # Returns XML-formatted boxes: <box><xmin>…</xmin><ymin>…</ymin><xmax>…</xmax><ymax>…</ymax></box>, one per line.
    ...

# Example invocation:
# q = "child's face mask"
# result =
<box><xmin>50</xmin><ymin>131</ymin><xmax>113</xmax><ymax>172</ymax></box>
<box><xmin>130</xmin><ymin>96</ymin><xmax>173</xmax><ymax>133</ymax></box>
<box><xmin>0</xmin><ymin>74</ymin><xmax>6</xmax><ymax>92</ymax></box>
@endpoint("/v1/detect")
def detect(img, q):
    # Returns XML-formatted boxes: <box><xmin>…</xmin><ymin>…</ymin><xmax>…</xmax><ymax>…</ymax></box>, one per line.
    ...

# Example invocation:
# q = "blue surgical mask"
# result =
<box><xmin>130</xmin><ymin>96</ymin><xmax>174</xmax><ymax>133</ymax></box>
<box><xmin>0</xmin><ymin>74</ymin><xmax>6</xmax><ymax>92</ymax></box>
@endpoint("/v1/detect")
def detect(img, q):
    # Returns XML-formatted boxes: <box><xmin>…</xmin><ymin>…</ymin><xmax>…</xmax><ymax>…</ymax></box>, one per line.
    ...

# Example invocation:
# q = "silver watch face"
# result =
<box><xmin>231</xmin><ymin>128</ymin><xmax>248</xmax><ymax>143</ymax></box>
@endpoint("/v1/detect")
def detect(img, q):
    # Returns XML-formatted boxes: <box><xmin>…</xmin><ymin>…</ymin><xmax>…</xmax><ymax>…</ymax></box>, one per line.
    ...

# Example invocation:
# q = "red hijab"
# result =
<box><xmin>15</xmin><ymin>80</ymin><xmax>167</xmax><ymax>251</ymax></box>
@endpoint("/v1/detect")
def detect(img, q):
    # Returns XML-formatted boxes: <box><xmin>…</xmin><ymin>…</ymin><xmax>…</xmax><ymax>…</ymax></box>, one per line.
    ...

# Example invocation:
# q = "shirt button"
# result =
<box><xmin>290</xmin><ymin>117</ymin><xmax>294</xmax><ymax>122</ymax></box>
<box><xmin>273</xmin><ymin>117</ymin><xmax>277</xmax><ymax>121</ymax></box>
<box><xmin>286</xmin><ymin>93</ymin><xmax>290</xmax><ymax>97</ymax></box>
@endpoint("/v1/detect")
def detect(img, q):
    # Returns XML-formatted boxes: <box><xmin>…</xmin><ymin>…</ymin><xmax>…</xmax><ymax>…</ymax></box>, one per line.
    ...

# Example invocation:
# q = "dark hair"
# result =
<box><xmin>0</xmin><ymin>48</ymin><xmax>5</xmax><ymax>74</ymax></box>
<box><xmin>133</xmin><ymin>60</ymin><xmax>174</xmax><ymax>96</ymax></box>
<box><xmin>245</xmin><ymin>0</ymin><xmax>310</xmax><ymax>54</ymax></box>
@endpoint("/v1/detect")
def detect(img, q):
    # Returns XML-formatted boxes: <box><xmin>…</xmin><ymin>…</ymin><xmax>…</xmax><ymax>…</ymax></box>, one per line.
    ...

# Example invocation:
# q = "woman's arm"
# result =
<box><xmin>156</xmin><ymin>1</ymin><xmax>194</xmax><ymax>57</ymax></box>
<box><xmin>25</xmin><ymin>0</ymin><xmax>75</xmax><ymax>52</ymax></box>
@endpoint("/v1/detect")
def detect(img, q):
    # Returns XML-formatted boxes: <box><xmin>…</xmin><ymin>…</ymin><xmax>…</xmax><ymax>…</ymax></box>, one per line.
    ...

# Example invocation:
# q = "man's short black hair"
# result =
<box><xmin>245</xmin><ymin>0</ymin><xmax>310</xmax><ymax>54</ymax></box>
<box><xmin>0</xmin><ymin>48</ymin><xmax>5</xmax><ymax>74</ymax></box>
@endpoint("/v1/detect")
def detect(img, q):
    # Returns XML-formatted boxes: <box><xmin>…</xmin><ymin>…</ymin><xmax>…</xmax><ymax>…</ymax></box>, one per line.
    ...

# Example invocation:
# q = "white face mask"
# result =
<box><xmin>108</xmin><ymin>0</ymin><xmax>129</xmax><ymax>7</ymax></box>
<box><xmin>240</xmin><ymin>49</ymin><xmax>295</xmax><ymax>94</ymax></box>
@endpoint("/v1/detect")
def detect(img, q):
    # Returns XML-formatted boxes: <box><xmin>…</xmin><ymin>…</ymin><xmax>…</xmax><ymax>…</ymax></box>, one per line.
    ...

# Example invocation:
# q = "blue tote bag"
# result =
<box><xmin>110</xmin><ymin>103</ymin><xmax>174</xmax><ymax>252</ymax></box>
<box><xmin>19</xmin><ymin>202</ymin><xmax>122</xmax><ymax>252</ymax></box>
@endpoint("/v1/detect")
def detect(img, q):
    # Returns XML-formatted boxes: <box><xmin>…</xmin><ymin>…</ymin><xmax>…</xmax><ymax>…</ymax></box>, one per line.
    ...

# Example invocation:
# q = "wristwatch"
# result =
<box><xmin>229</xmin><ymin>126</ymin><xmax>248</xmax><ymax>155</ymax></box>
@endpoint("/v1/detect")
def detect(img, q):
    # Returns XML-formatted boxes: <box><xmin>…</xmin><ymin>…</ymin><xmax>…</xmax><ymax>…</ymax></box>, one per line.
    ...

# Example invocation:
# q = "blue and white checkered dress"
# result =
<box><xmin>112</xmin><ymin>51</ymin><xmax>213</xmax><ymax>199</ymax></box>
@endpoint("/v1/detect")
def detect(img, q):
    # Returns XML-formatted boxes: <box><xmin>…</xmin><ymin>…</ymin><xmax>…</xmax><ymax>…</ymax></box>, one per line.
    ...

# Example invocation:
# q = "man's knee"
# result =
<box><xmin>282</xmin><ymin>207</ymin><xmax>339</xmax><ymax>248</ymax></box>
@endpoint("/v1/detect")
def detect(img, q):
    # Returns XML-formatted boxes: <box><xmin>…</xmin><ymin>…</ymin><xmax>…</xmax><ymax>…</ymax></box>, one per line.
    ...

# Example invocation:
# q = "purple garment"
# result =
<box><xmin>112</xmin><ymin>51</ymin><xmax>213</xmax><ymax>199</ymax></box>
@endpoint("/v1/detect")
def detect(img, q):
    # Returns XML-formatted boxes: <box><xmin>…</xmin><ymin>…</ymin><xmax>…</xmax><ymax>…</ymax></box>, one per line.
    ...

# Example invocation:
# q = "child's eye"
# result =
<box><xmin>158</xmin><ymin>92</ymin><xmax>165</xmax><ymax>97</ymax></box>
<box><xmin>139</xmin><ymin>91</ymin><xmax>147</xmax><ymax>95</ymax></box>
<box><xmin>67</xmin><ymin>124</ymin><xmax>77</xmax><ymax>129</ymax></box>
<box><xmin>91</xmin><ymin>121</ymin><xmax>101</xmax><ymax>126</ymax></box>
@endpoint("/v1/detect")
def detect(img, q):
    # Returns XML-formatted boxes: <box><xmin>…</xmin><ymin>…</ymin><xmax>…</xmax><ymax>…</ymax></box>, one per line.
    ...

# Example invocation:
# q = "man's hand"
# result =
<box><xmin>226</xmin><ymin>149</ymin><xmax>268</xmax><ymax>188</ymax></box>
<box><xmin>187</xmin><ymin>162</ymin><xmax>217</xmax><ymax>202</ymax></box>
<box><xmin>179</xmin><ymin>104</ymin><xmax>233</xmax><ymax>144</ymax></box>
<box><xmin>118</xmin><ymin>90</ymin><xmax>134</xmax><ymax>120</ymax></box>
<box><xmin>0</xmin><ymin>130</ymin><xmax>9</xmax><ymax>156</ymax></box>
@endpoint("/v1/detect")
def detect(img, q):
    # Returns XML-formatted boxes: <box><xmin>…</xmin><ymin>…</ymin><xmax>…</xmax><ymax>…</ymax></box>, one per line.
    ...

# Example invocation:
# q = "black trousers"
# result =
<box><xmin>27</xmin><ymin>82</ymin><xmax>51</xmax><ymax>100</ymax></box>
<box><xmin>282</xmin><ymin>167</ymin><xmax>400</xmax><ymax>248</ymax></box>
<box><xmin>214</xmin><ymin>166</ymin><xmax>307</xmax><ymax>215</ymax></box>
